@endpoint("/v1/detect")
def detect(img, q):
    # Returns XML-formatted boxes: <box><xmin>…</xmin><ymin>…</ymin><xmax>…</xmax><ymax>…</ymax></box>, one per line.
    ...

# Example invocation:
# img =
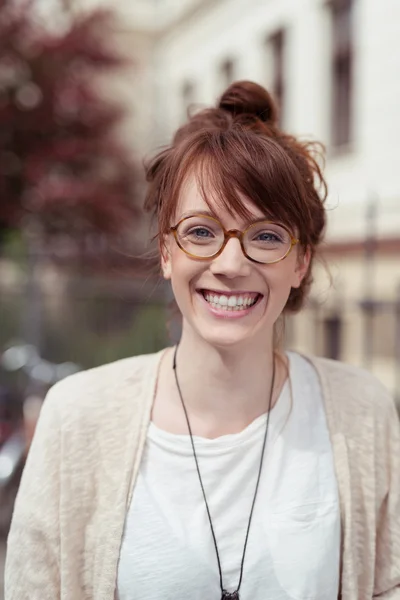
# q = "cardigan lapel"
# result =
<box><xmin>303</xmin><ymin>354</ymin><xmax>357</xmax><ymax>600</ymax></box>
<box><xmin>93</xmin><ymin>349</ymin><xmax>164</xmax><ymax>600</ymax></box>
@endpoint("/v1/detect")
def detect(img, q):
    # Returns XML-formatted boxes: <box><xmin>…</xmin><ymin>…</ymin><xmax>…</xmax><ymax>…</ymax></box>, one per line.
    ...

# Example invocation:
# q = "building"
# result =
<box><xmin>82</xmin><ymin>0</ymin><xmax>400</xmax><ymax>398</ymax></box>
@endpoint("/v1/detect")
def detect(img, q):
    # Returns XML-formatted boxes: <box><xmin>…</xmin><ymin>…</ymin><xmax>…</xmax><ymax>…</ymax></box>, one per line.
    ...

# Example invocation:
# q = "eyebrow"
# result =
<box><xmin>178</xmin><ymin>210</ymin><xmax>275</xmax><ymax>225</ymax></box>
<box><xmin>180</xmin><ymin>210</ymin><xmax>216</xmax><ymax>219</ymax></box>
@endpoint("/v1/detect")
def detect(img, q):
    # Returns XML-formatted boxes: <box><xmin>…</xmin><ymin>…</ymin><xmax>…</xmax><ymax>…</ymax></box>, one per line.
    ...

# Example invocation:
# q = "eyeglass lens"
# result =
<box><xmin>175</xmin><ymin>216</ymin><xmax>292</xmax><ymax>263</ymax></box>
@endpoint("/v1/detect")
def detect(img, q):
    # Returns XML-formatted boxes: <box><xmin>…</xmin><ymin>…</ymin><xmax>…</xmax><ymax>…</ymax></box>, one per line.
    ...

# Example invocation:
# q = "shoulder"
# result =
<box><xmin>307</xmin><ymin>354</ymin><xmax>390</xmax><ymax>399</ymax></box>
<box><xmin>298</xmin><ymin>353</ymin><xmax>397</xmax><ymax>429</ymax></box>
<box><xmin>307</xmin><ymin>354</ymin><xmax>384</xmax><ymax>387</ymax></box>
<box><xmin>42</xmin><ymin>349</ymin><xmax>166</xmax><ymax>428</ymax></box>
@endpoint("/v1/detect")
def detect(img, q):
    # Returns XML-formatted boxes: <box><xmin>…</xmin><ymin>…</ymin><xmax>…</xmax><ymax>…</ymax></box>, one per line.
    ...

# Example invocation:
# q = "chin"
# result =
<box><xmin>193</xmin><ymin>316</ymin><xmax>267</xmax><ymax>350</ymax></box>
<box><xmin>201</xmin><ymin>331</ymin><xmax>249</xmax><ymax>349</ymax></box>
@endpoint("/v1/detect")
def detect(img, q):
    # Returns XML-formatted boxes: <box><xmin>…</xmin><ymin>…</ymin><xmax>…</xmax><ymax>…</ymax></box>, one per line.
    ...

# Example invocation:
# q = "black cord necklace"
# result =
<box><xmin>172</xmin><ymin>345</ymin><xmax>276</xmax><ymax>600</ymax></box>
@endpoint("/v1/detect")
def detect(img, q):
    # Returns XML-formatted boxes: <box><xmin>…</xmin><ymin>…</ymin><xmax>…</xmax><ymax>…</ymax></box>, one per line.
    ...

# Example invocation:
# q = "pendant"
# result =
<box><xmin>221</xmin><ymin>592</ymin><xmax>239</xmax><ymax>600</ymax></box>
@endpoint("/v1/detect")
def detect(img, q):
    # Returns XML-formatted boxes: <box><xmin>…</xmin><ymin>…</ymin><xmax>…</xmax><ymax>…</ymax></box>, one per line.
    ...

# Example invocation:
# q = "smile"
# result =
<box><xmin>200</xmin><ymin>289</ymin><xmax>261</xmax><ymax>312</ymax></box>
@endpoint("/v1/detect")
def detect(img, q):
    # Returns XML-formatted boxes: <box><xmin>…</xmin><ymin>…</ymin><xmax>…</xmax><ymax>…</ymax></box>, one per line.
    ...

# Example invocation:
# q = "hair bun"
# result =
<box><xmin>218</xmin><ymin>80</ymin><xmax>278</xmax><ymax>125</ymax></box>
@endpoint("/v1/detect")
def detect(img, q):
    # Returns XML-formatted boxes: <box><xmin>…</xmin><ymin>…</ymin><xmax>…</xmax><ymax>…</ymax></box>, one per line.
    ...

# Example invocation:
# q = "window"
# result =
<box><xmin>220</xmin><ymin>58</ymin><xmax>236</xmax><ymax>89</ymax></box>
<box><xmin>181</xmin><ymin>80</ymin><xmax>195</xmax><ymax>119</ymax></box>
<box><xmin>324</xmin><ymin>315</ymin><xmax>342</xmax><ymax>360</ymax></box>
<box><xmin>330</xmin><ymin>0</ymin><xmax>353</xmax><ymax>147</ymax></box>
<box><xmin>268</xmin><ymin>29</ymin><xmax>286</xmax><ymax>125</ymax></box>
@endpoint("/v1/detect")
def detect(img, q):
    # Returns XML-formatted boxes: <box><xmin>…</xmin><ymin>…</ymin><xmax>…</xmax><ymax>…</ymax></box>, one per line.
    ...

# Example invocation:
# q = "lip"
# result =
<box><xmin>197</xmin><ymin>290</ymin><xmax>263</xmax><ymax>319</ymax></box>
<box><xmin>198</xmin><ymin>288</ymin><xmax>261</xmax><ymax>297</ymax></box>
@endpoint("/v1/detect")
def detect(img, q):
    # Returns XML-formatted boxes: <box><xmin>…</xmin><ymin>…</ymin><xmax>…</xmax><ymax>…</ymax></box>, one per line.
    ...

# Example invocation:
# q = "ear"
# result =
<box><xmin>292</xmin><ymin>246</ymin><xmax>311</xmax><ymax>289</ymax></box>
<box><xmin>160</xmin><ymin>236</ymin><xmax>172</xmax><ymax>280</ymax></box>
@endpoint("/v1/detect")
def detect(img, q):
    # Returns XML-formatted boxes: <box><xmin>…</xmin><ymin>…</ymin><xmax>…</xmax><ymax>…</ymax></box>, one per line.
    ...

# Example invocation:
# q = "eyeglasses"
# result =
<box><xmin>170</xmin><ymin>214</ymin><xmax>299</xmax><ymax>264</ymax></box>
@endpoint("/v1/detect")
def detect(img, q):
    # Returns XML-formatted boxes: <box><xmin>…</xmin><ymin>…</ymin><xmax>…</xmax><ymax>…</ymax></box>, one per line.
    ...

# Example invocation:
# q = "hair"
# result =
<box><xmin>144</xmin><ymin>80</ymin><xmax>327</xmax><ymax>313</ymax></box>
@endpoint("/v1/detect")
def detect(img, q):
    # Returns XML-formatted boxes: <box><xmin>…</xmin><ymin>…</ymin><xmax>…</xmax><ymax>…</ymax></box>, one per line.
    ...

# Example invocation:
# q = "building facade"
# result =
<box><xmin>95</xmin><ymin>0</ymin><xmax>400</xmax><ymax>397</ymax></box>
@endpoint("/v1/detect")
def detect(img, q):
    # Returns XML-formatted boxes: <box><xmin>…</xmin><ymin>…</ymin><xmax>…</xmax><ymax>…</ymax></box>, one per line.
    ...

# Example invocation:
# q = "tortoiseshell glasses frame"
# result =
<box><xmin>169</xmin><ymin>214</ymin><xmax>299</xmax><ymax>265</ymax></box>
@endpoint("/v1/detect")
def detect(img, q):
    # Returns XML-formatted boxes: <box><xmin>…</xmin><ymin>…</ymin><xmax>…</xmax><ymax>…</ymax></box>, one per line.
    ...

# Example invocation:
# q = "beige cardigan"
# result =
<box><xmin>5</xmin><ymin>349</ymin><xmax>400</xmax><ymax>600</ymax></box>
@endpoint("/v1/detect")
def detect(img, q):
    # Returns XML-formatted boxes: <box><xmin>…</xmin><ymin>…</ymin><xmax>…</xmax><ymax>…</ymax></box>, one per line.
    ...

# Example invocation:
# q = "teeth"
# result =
<box><xmin>228</xmin><ymin>296</ymin><xmax>237</xmax><ymax>307</ymax></box>
<box><xmin>203</xmin><ymin>291</ymin><xmax>259</xmax><ymax>310</ymax></box>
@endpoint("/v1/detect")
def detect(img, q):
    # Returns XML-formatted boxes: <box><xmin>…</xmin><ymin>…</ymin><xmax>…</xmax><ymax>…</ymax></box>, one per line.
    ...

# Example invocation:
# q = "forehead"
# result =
<box><xmin>176</xmin><ymin>173</ymin><xmax>266</xmax><ymax>225</ymax></box>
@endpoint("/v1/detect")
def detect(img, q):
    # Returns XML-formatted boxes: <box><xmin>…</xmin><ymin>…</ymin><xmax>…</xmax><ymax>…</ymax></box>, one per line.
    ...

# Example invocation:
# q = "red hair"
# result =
<box><xmin>145</xmin><ymin>80</ymin><xmax>326</xmax><ymax>312</ymax></box>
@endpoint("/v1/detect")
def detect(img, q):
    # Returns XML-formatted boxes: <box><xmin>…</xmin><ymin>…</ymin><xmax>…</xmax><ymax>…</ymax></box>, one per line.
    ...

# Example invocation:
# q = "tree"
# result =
<box><xmin>0</xmin><ymin>0</ymin><xmax>146</xmax><ymax>359</ymax></box>
<box><xmin>0</xmin><ymin>0</ymin><xmax>139</xmax><ymax>246</ymax></box>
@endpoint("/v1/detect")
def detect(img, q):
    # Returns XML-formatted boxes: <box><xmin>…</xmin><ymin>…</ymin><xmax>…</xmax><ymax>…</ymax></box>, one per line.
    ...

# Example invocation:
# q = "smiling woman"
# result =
<box><xmin>145</xmin><ymin>82</ymin><xmax>326</xmax><ymax>313</ymax></box>
<box><xmin>5</xmin><ymin>82</ymin><xmax>400</xmax><ymax>600</ymax></box>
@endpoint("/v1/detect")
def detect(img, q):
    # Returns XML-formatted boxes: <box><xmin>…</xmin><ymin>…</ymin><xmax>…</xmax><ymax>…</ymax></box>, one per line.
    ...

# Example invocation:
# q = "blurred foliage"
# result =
<box><xmin>0</xmin><ymin>229</ymin><xmax>25</xmax><ymax>261</ymax></box>
<box><xmin>0</xmin><ymin>0</ymin><xmax>167</xmax><ymax>398</ymax></box>
<box><xmin>0</xmin><ymin>290</ymin><xmax>24</xmax><ymax>348</ymax></box>
<box><xmin>0</xmin><ymin>285</ymin><xmax>169</xmax><ymax>372</ymax></box>
<box><xmin>44</xmin><ymin>301</ymin><xmax>169</xmax><ymax>369</ymax></box>
<box><xmin>0</xmin><ymin>0</ymin><xmax>139</xmax><ymax>242</ymax></box>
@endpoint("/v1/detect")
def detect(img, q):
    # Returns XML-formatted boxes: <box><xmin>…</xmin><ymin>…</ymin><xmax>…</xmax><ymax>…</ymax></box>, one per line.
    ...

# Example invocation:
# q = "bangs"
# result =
<box><xmin>160</xmin><ymin>128</ymin><xmax>309</xmax><ymax>240</ymax></box>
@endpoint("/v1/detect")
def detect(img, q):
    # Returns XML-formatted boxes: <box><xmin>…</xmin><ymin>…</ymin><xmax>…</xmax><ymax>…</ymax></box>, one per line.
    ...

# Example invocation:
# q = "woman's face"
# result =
<box><xmin>162</xmin><ymin>175</ymin><xmax>310</xmax><ymax>349</ymax></box>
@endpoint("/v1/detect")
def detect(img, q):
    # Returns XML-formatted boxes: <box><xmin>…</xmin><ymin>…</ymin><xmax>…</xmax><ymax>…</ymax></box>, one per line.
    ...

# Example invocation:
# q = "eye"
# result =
<box><xmin>187</xmin><ymin>227</ymin><xmax>214</xmax><ymax>239</ymax></box>
<box><xmin>254</xmin><ymin>231</ymin><xmax>283</xmax><ymax>243</ymax></box>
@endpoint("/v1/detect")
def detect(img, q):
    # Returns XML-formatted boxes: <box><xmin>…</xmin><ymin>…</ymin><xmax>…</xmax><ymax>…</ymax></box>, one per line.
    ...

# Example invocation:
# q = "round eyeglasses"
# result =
<box><xmin>170</xmin><ymin>214</ymin><xmax>299</xmax><ymax>264</ymax></box>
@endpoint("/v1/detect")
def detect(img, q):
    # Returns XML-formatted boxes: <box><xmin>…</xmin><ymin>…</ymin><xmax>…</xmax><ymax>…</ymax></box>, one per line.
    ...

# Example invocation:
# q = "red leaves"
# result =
<box><xmin>0</xmin><ymin>1</ymin><xmax>138</xmax><ymax>240</ymax></box>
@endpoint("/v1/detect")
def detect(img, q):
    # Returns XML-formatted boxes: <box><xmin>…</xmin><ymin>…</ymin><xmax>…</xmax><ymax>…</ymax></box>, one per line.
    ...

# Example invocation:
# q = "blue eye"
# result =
<box><xmin>189</xmin><ymin>227</ymin><xmax>213</xmax><ymax>238</ymax></box>
<box><xmin>256</xmin><ymin>232</ymin><xmax>283</xmax><ymax>243</ymax></box>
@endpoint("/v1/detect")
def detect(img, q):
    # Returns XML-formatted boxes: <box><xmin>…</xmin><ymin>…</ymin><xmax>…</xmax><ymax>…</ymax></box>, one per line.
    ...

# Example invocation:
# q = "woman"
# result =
<box><xmin>5</xmin><ymin>81</ymin><xmax>400</xmax><ymax>600</ymax></box>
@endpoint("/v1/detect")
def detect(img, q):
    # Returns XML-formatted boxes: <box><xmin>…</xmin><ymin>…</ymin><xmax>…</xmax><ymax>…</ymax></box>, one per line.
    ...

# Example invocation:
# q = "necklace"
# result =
<box><xmin>172</xmin><ymin>345</ymin><xmax>276</xmax><ymax>600</ymax></box>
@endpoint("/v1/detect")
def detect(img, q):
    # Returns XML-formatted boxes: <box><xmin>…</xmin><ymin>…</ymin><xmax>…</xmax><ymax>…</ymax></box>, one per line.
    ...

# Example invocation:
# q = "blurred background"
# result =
<box><xmin>0</xmin><ymin>0</ymin><xmax>399</xmax><ymax>590</ymax></box>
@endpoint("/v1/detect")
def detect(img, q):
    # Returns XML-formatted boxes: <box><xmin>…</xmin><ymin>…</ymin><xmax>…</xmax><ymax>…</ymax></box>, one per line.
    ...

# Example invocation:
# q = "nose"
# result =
<box><xmin>209</xmin><ymin>236</ymin><xmax>251</xmax><ymax>279</ymax></box>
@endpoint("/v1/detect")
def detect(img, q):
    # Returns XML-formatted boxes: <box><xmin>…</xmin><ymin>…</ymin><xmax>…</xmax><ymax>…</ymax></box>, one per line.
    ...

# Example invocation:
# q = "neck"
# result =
<box><xmin>170</xmin><ymin>324</ymin><xmax>284</xmax><ymax>431</ymax></box>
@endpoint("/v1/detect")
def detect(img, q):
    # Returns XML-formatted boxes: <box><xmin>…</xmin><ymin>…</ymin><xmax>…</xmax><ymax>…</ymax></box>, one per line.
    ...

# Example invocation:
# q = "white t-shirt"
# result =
<box><xmin>117</xmin><ymin>352</ymin><xmax>341</xmax><ymax>600</ymax></box>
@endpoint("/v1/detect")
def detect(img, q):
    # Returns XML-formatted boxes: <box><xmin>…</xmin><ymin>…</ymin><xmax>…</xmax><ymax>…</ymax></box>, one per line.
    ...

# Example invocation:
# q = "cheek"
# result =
<box><xmin>265</xmin><ymin>260</ymin><xmax>300</xmax><ymax>297</ymax></box>
<box><xmin>169</xmin><ymin>251</ymin><xmax>203</xmax><ymax>297</ymax></box>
